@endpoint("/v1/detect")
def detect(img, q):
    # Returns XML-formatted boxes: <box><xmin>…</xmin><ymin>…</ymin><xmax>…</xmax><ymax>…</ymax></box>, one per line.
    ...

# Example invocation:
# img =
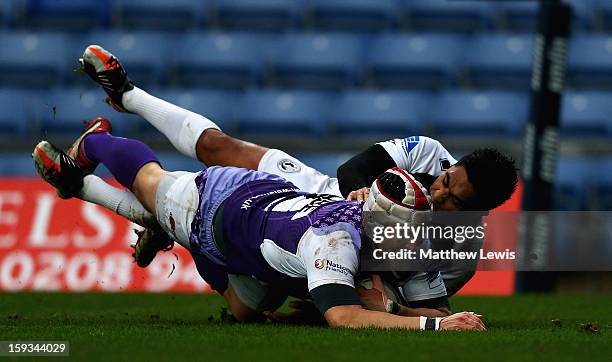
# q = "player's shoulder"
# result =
<box><xmin>299</xmin><ymin>211</ymin><xmax>363</xmax><ymax>258</ymax></box>
<box><xmin>379</xmin><ymin>135</ymin><xmax>443</xmax><ymax>153</ymax></box>
<box><xmin>403</xmin><ymin>135</ymin><xmax>444</xmax><ymax>153</ymax></box>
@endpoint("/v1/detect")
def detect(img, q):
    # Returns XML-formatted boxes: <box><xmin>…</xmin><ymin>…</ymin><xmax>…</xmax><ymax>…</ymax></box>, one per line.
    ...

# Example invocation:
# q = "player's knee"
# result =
<box><xmin>195</xmin><ymin>129</ymin><xmax>235</xmax><ymax>161</ymax></box>
<box><xmin>132</xmin><ymin>162</ymin><xmax>167</xmax><ymax>213</ymax></box>
<box><xmin>196</xmin><ymin>129</ymin><xmax>267</xmax><ymax>169</ymax></box>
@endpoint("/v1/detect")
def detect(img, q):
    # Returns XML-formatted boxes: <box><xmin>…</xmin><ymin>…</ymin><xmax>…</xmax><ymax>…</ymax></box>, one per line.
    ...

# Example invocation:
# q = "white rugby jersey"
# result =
<box><xmin>378</xmin><ymin>136</ymin><xmax>457</xmax><ymax>177</ymax></box>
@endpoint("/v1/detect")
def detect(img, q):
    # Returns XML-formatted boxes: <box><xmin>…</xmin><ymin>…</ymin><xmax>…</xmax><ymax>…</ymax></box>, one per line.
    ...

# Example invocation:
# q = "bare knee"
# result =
<box><xmin>195</xmin><ymin>129</ymin><xmax>234</xmax><ymax>162</ymax></box>
<box><xmin>132</xmin><ymin>162</ymin><xmax>168</xmax><ymax>215</ymax></box>
<box><xmin>196</xmin><ymin>129</ymin><xmax>268</xmax><ymax>170</ymax></box>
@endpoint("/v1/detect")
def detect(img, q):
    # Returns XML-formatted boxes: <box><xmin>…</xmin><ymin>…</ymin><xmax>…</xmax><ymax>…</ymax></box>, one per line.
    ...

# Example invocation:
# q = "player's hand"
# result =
<box><xmin>356</xmin><ymin>285</ymin><xmax>387</xmax><ymax>312</ymax></box>
<box><xmin>347</xmin><ymin>187</ymin><xmax>370</xmax><ymax>201</ymax></box>
<box><xmin>439</xmin><ymin>311</ymin><xmax>486</xmax><ymax>331</ymax></box>
<box><xmin>356</xmin><ymin>274</ymin><xmax>389</xmax><ymax>312</ymax></box>
<box><xmin>263</xmin><ymin>300</ymin><xmax>325</xmax><ymax>326</ymax></box>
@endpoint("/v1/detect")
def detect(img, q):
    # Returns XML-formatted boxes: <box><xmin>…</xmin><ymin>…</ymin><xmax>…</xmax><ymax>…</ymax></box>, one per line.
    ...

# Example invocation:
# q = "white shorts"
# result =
<box><xmin>257</xmin><ymin>149</ymin><xmax>341</xmax><ymax>196</ymax></box>
<box><xmin>155</xmin><ymin>171</ymin><xmax>199</xmax><ymax>250</ymax></box>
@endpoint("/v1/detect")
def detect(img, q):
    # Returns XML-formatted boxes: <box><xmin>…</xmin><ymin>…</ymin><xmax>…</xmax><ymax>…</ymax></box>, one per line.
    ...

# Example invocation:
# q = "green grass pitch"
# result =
<box><xmin>1</xmin><ymin>293</ymin><xmax>610</xmax><ymax>361</ymax></box>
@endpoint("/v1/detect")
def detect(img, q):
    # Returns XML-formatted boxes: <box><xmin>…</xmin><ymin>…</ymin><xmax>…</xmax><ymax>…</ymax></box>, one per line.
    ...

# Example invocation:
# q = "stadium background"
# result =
<box><xmin>0</xmin><ymin>0</ymin><xmax>610</xmax><ymax>296</ymax></box>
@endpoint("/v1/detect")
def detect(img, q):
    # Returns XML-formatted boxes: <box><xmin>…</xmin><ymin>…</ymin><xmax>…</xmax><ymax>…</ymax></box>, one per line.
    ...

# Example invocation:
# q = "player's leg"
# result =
<box><xmin>34</xmin><ymin>132</ymin><xmax>163</xmax><ymax>217</ymax></box>
<box><xmin>255</xmin><ymin>149</ymin><xmax>341</xmax><ymax>195</ymax></box>
<box><xmin>34</xmin><ymin>128</ymin><xmax>198</xmax><ymax>248</ymax></box>
<box><xmin>33</xmin><ymin>136</ymin><xmax>176</xmax><ymax>265</ymax></box>
<box><xmin>80</xmin><ymin>45</ymin><xmax>268</xmax><ymax>166</ymax></box>
<box><xmin>80</xmin><ymin>45</ymin><xmax>343</xmax><ymax>192</ymax></box>
<box><xmin>81</xmin><ymin>173</ymin><xmax>156</xmax><ymax>227</ymax></box>
<box><xmin>33</xmin><ymin>126</ymin><xmax>156</xmax><ymax>228</ymax></box>
<box><xmin>73</xmin><ymin>131</ymin><xmax>200</xmax><ymax>251</ymax></box>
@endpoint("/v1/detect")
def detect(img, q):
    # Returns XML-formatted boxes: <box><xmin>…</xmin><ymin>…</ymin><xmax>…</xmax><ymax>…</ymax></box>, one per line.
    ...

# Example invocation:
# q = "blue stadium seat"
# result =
<box><xmin>0</xmin><ymin>153</ymin><xmax>39</xmax><ymax>176</ymax></box>
<box><xmin>296</xmin><ymin>152</ymin><xmax>353</xmax><ymax>177</ymax></box>
<box><xmin>561</xmin><ymin>91</ymin><xmax>612</xmax><ymax>136</ymax></box>
<box><xmin>0</xmin><ymin>32</ymin><xmax>68</xmax><ymax>87</ymax></box>
<box><xmin>462</xmin><ymin>34</ymin><xmax>533</xmax><ymax>90</ymax></box>
<box><xmin>497</xmin><ymin>0</ymin><xmax>593</xmax><ymax>32</ymax></box>
<box><xmin>168</xmin><ymin>32</ymin><xmax>269</xmax><ymax>89</ymax></box>
<box><xmin>92</xmin><ymin>152</ymin><xmax>205</xmax><ymax>177</ymax></box>
<box><xmin>567</xmin><ymin>35</ymin><xmax>612</xmax><ymax>89</ymax></box>
<box><xmin>554</xmin><ymin>157</ymin><xmax>594</xmax><ymax>211</ymax></box>
<box><xmin>236</xmin><ymin>89</ymin><xmax>331</xmax><ymax>136</ymax></box>
<box><xmin>309</xmin><ymin>0</ymin><xmax>400</xmax><ymax>32</ymax></box>
<box><xmin>0</xmin><ymin>0</ymin><xmax>15</xmax><ymax>28</ymax></box>
<box><xmin>32</xmin><ymin>88</ymin><xmax>131</xmax><ymax>137</ymax></box>
<box><xmin>365</xmin><ymin>33</ymin><xmax>466</xmax><ymax>89</ymax></box>
<box><xmin>72</xmin><ymin>32</ymin><xmax>170</xmax><ymax>87</ymax></box>
<box><xmin>593</xmin><ymin>0</ymin><xmax>612</xmax><ymax>31</ymax></box>
<box><xmin>153</xmin><ymin>89</ymin><xmax>240</xmax><ymax>131</ymax></box>
<box><xmin>271</xmin><ymin>32</ymin><xmax>364</xmax><ymax>89</ymax></box>
<box><xmin>0</xmin><ymin>89</ymin><xmax>28</xmax><ymax>137</ymax></box>
<box><xmin>115</xmin><ymin>0</ymin><xmax>206</xmax><ymax>30</ymax></box>
<box><xmin>215</xmin><ymin>0</ymin><xmax>304</xmax><ymax>31</ymax></box>
<box><xmin>591</xmin><ymin>157</ymin><xmax>612</xmax><ymax>210</ymax></box>
<box><xmin>330</xmin><ymin>90</ymin><xmax>429</xmax><ymax>137</ymax></box>
<box><xmin>19</xmin><ymin>0</ymin><xmax>110</xmax><ymax>31</ymax></box>
<box><xmin>155</xmin><ymin>152</ymin><xmax>205</xmax><ymax>173</ymax></box>
<box><xmin>402</xmin><ymin>0</ymin><xmax>495</xmax><ymax>32</ymax></box>
<box><xmin>431</xmin><ymin>91</ymin><xmax>527</xmax><ymax>136</ymax></box>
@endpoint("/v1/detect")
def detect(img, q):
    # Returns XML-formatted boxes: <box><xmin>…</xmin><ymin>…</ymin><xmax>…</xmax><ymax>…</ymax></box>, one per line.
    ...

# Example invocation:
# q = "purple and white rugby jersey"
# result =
<box><xmin>223</xmin><ymin>178</ymin><xmax>364</xmax><ymax>291</ymax></box>
<box><xmin>190</xmin><ymin>166</ymin><xmax>364</xmax><ymax>292</ymax></box>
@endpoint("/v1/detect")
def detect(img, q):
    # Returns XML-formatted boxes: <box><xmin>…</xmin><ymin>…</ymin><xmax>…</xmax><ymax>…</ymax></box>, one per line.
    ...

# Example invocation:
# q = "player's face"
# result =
<box><xmin>429</xmin><ymin>166</ymin><xmax>475</xmax><ymax>211</ymax></box>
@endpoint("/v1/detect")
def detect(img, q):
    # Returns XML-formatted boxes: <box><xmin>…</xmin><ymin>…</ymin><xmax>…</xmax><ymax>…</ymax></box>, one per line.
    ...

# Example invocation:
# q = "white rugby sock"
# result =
<box><xmin>79</xmin><ymin>174</ymin><xmax>156</xmax><ymax>227</ymax></box>
<box><xmin>122</xmin><ymin>87</ymin><xmax>220</xmax><ymax>160</ymax></box>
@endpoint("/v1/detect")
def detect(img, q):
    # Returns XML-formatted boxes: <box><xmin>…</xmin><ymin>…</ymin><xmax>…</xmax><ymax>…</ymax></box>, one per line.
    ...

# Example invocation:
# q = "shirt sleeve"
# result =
<box><xmin>400</xmin><ymin>271</ymin><xmax>448</xmax><ymax>302</ymax></box>
<box><xmin>336</xmin><ymin>144</ymin><xmax>397</xmax><ymax>197</ymax></box>
<box><xmin>298</xmin><ymin>227</ymin><xmax>360</xmax><ymax>292</ymax></box>
<box><xmin>377</xmin><ymin>136</ymin><xmax>457</xmax><ymax>176</ymax></box>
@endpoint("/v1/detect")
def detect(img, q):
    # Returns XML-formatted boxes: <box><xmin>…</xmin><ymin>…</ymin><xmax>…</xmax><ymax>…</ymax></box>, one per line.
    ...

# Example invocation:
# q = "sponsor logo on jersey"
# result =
<box><xmin>314</xmin><ymin>258</ymin><xmax>352</xmax><ymax>276</ymax></box>
<box><xmin>277</xmin><ymin>158</ymin><xmax>301</xmax><ymax>173</ymax></box>
<box><xmin>403</xmin><ymin>136</ymin><xmax>421</xmax><ymax>153</ymax></box>
<box><xmin>240</xmin><ymin>187</ymin><xmax>300</xmax><ymax>210</ymax></box>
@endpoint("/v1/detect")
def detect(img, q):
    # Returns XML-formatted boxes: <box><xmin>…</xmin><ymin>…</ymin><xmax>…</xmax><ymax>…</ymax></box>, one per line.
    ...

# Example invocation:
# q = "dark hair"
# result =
<box><xmin>456</xmin><ymin>148</ymin><xmax>519</xmax><ymax>211</ymax></box>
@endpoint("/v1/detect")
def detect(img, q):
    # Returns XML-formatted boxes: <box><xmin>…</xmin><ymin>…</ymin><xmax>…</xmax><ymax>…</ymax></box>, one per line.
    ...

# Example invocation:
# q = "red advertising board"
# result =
<box><xmin>0</xmin><ymin>179</ymin><xmax>210</xmax><ymax>293</ymax></box>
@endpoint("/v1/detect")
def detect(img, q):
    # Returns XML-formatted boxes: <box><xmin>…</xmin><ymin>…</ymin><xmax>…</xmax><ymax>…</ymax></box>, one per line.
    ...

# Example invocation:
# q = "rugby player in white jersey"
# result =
<box><xmin>33</xmin><ymin>121</ymin><xmax>486</xmax><ymax>331</ymax></box>
<box><xmin>75</xmin><ymin>45</ymin><xmax>518</xmax><ymax>304</ymax></box>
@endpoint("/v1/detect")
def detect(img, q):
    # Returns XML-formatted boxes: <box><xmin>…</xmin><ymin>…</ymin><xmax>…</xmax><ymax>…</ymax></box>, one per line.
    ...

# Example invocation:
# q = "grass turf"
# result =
<box><xmin>0</xmin><ymin>293</ymin><xmax>610</xmax><ymax>361</ymax></box>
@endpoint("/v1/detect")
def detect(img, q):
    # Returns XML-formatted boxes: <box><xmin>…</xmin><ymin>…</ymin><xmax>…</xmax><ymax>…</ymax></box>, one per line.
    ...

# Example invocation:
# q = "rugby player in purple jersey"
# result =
<box><xmin>74</xmin><ymin>45</ymin><xmax>518</xmax><ymax>302</ymax></box>
<box><xmin>33</xmin><ymin>124</ymin><xmax>485</xmax><ymax>331</ymax></box>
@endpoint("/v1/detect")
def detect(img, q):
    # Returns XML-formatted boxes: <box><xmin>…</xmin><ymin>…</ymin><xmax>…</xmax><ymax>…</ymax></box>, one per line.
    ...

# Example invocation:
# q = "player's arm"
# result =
<box><xmin>356</xmin><ymin>275</ymin><xmax>451</xmax><ymax>317</ymax></box>
<box><xmin>357</xmin><ymin>286</ymin><xmax>451</xmax><ymax>317</ymax></box>
<box><xmin>303</xmin><ymin>229</ymin><xmax>482</xmax><ymax>331</ymax></box>
<box><xmin>337</xmin><ymin>144</ymin><xmax>396</xmax><ymax>198</ymax></box>
<box><xmin>337</xmin><ymin>136</ymin><xmax>455</xmax><ymax>198</ymax></box>
<box><xmin>222</xmin><ymin>284</ymin><xmax>266</xmax><ymax>322</ymax></box>
<box><xmin>317</xmin><ymin>290</ymin><xmax>483</xmax><ymax>331</ymax></box>
<box><xmin>394</xmin><ymin>298</ymin><xmax>451</xmax><ymax>317</ymax></box>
